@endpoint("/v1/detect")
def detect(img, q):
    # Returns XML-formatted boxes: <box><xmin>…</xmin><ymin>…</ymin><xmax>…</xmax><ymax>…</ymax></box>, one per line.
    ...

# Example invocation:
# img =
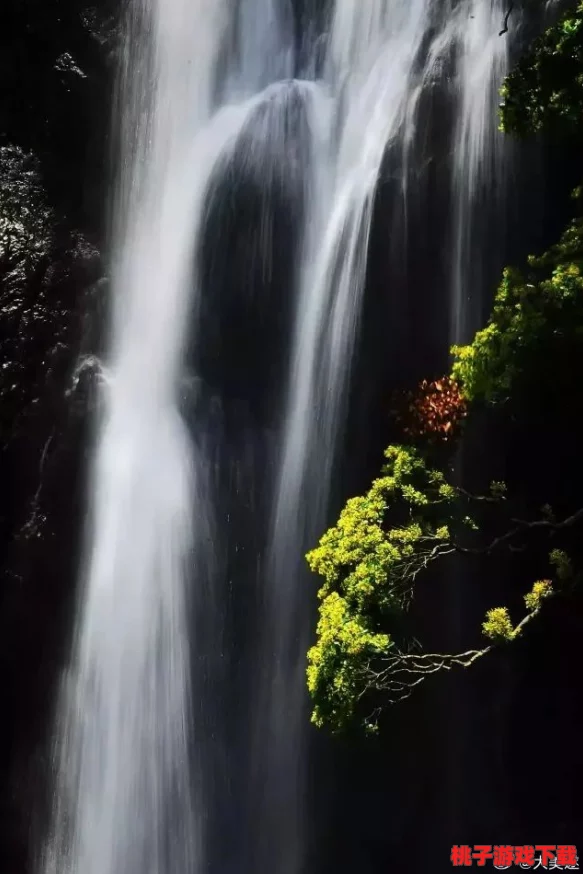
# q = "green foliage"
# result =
<box><xmin>305</xmin><ymin>441</ymin><xmax>569</xmax><ymax>731</ymax></box>
<box><xmin>549</xmin><ymin>548</ymin><xmax>573</xmax><ymax>580</ymax></box>
<box><xmin>524</xmin><ymin>579</ymin><xmax>553</xmax><ymax>612</ymax></box>
<box><xmin>483</xmin><ymin>579</ymin><xmax>553</xmax><ymax>645</ymax></box>
<box><xmin>500</xmin><ymin>1</ymin><xmax>583</xmax><ymax>137</ymax></box>
<box><xmin>482</xmin><ymin>607</ymin><xmax>516</xmax><ymax>642</ymax></box>
<box><xmin>490</xmin><ymin>480</ymin><xmax>507</xmax><ymax>500</ymax></box>
<box><xmin>451</xmin><ymin>193</ymin><xmax>583</xmax><ymax>403</ymax></box>
<box><xmin>306</xmin><ymin>592</ymin><xmax>391</xmax><ymax>731</ymax></box>
<box><xmin>306</xmin><ymin>3</ymin><xmax>583</xmax><ymax>735</ymax></box>
<box><xmin>307</xmin><ymin>200</ymin><xmax>583</xmax><ymax>734</ymax></box>
<box><xmin>306</xmin><ymin>445</ymin><xmax>467</xmax><ymax>731</ymax></box>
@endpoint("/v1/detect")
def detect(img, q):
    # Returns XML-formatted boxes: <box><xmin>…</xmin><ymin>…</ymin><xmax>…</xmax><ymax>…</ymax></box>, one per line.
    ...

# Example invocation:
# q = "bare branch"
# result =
<box><xmin>499</xmin><ymin>3</ymin><xmax>515</xmax><ymax>36</ymax></box>
<box><xmin>510</xmin><ymin>605</ymin><xmax>541</xmax><ymax>638</ymax></box>
<box><xmin>456</xmin><ymin>486</ymin><xmax>504</xmax><ymax>504</ymax></box>
<box><xmin>358</xmin><ymin>646</ymin><xmax>492</xmax><ymax>706</ymax></box>
<box><xmin>455</xmin><ymin>507</ymin><xmax>583</xmax><ymax>556</ymax></box>
<box><xmin>357</xmin><ymin>594</ymin><xmax>552</xmax><ymax>722</ymax></box>
<box><xmin>389</xmin><ymin>541</ymin><xmax>456</xmax><ymax>608</ymax></box>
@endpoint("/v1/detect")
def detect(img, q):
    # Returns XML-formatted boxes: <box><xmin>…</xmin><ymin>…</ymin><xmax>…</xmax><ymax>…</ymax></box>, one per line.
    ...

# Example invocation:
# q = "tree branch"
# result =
<box><xmin>359</xmin><ymin>646</ymin><xmax>492</xmax><ymax>706</ymax></box>
<box><xmin>499</xmin><ymin>3</ymin><xmax>515</xmax><ymax>36</ymax></box>
<box><xmin>456</xmin><ymin>485</ymin><xmax>504</xmax><ymax>504</ymax></box>
<box><xmin>455</xmin><ymin>507</ymin><xmax>583</xmax><ymax>555</ymax></box>
<box><xmin>358</xmin><ymin>593</ymin><xmax>553</xmax><ymax>721</ymax></box>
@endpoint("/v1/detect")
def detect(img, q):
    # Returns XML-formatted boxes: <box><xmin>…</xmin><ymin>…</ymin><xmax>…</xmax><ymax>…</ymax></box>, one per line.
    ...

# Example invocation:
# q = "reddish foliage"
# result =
<box><xmin>393</xmin><ymin>376</ymin><xmax>467</xmax><ymax>442</ymax></box>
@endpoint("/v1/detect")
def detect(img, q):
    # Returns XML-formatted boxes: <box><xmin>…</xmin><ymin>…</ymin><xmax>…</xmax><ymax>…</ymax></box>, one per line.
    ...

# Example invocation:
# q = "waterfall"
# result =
<box><xmin>41</xmin><ymin>2</ymin><xmax>512</xmax><ymax>874</ymax></box>
<box><xmin>451</xmin><ymin>0</ymin><xmax>510</xmax><ymax>344</ymax></box>
<box><xmin>40</xmin><ymin>2</ymin><xmax>239</xmax><ymax>873</ymax></box>
<box><xmin>253</xmin><ymin>1</ymin><xmax>510</xmax><ymax>868</ymax></box>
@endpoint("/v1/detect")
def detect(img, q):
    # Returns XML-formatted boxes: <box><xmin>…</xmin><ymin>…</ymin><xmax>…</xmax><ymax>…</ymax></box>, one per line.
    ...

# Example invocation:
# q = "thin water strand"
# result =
<box><xmin>451</xmin><ymin>0</ymin><xmax>511</xmax><ymax>344</ymax></box>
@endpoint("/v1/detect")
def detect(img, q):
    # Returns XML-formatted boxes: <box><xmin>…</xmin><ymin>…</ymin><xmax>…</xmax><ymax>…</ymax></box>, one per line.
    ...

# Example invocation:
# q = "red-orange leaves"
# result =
<box><xmin>393</xmin><ymin>376</ymin><xmax>467</xmax><ymax>443</ymax></box>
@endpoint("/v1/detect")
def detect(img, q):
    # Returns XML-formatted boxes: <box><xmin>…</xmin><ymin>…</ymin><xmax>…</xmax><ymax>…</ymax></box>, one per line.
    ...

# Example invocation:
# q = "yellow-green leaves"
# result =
<box><xmin>306</xmin><ymin>592</ymin><xmax>390</xmax><ymax>730</ymax></box>
<box><xmin>306</xmin><ymin>445</ymin><xmax>460</xmax><ymax>731</ymax></box>
<box><xmin>524</xmin><ymin>580</ymin><xmax>553</xmax><ymax>613</ymax></box>
<box><xmin>307</xmin><ymin>183</ymin><xmax>583</xmax><ymax>730</ymax></box>
<box><xmin>482</xmin><ymin>607</ymin><xmax>516</xmax><ymax>642</ymax></box>
<box><xmin>550</xmin><ymin>548</ymin><xmax>573</xmax><ymax>581</ymax></box>
<box><xmin>451</xmin><ymin>214</ymin><xmax>583</xmax><ymax>404</ymax></box>
<box><xmin>438</xmin><ymin>483</ymin><xmax>457</xmax><ymax>501</ymax></box>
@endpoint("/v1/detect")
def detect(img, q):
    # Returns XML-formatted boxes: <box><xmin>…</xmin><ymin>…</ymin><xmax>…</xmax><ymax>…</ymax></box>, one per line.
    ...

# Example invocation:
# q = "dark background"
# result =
<box><xmin>1</xmin><ymin>2</ymin><xmax>582</xmax><ymax>873</ymax></box>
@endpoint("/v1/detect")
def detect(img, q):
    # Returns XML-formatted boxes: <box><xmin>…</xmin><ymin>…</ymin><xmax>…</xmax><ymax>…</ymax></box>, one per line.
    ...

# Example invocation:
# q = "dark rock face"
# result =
<box><xmin>196</xmin><ymin>79</ymin><xmax>313</xmax><ymax>426</ymax></box>
<box><xmin>0</xmin><ymin>0</ymin><xmax>117</xmax><ymax>232</ymax></box>
<box><xmin>0</xmin><ymin>256</ymin><xmax>103</xmax><ymax>873</ymax></box>
<box><xmin>185</xmin><ymin>80</ymin><xmax>318</xmax><ymax>874</ymax></box>
<box><xmin>0</xmin><ymin>4</ymin><xmax>112</xmax><ymax>869</ymax></box>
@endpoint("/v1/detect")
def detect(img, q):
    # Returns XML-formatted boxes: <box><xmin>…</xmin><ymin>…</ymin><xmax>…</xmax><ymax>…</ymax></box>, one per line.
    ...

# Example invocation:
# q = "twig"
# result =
<box><xmin>359</xmin><ymin>647</ymin><xmax>491</xmax><ymax>705</ymax></box>
<box><xmin>455</xmin><ymin>507</ymin><xmax>583</xmax><ymax>555</ymax></box>
<box><xmin>499</xmin><ymin>2</ymin><xmax>515</xmax><ymax>36</ymax></box>
<box><xmin>358</xmin><ymin>595</ymin><xmax>552</xmax><ymax>714</ymax></box>
<box><xmin>456</xmin><ymin>486</ymin><xmax>504</xmax><ymax>504</ymax></box>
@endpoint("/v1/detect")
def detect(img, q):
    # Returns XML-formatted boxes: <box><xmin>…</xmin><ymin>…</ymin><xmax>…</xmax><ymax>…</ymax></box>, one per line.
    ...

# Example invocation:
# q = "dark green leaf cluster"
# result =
<box><xmin>500</xmin><ymin>1</ymin><xmax>583</xmax><ymax>137</ymax></box>
<box><xmin>451</xmin><ymin>190</ymin><xmax>583</xmax><ymax>403</ymax></box>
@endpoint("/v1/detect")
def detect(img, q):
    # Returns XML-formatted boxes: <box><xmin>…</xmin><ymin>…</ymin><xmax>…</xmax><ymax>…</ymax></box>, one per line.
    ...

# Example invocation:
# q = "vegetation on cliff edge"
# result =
<box><xmin>306</xmin><ymin>3</ymin><xmax>583</xmax><ymax>733</ymax></box>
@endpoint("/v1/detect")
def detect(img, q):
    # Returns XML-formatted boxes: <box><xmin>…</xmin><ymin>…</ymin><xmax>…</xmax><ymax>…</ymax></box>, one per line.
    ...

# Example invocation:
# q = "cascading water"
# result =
<box><xmin>451</xmin><ymin>0</ymin><xmax>510</xmax><ymax>345</ymax></box>
<box><xmin>253</xmin><ymin>1</ymin><xmax>510</xmax><ymax>869</ymax></box>
<box><xmin>41</xmin><ymin>2</ymin><xmax>234</xmax><ymax>873</ymax></box>
<box><xmin>41</xmin><ymin>1</ymin><xmax>514</xmax><ymax>873</ymax></box>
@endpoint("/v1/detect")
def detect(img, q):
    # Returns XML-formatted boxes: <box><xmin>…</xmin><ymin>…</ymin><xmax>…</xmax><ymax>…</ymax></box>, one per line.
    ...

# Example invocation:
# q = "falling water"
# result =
<box><xmin>41</xmin><ymin>2</ymin><xmax>234</xmax><ymax>873</ymax></box>
<box><xmin>253</xmin><ymin>5</ymin><xmax>436</xmax><ymax>867</ymax></box>
<box><xmin>41</xmin><ymin>2</ymin><xmax>514</xmax><ymax>874</ymax></box>
<box><xmin>451</xmin><ymin>0</ymin><xmax>510</xmax><ymax>345</ymax></box>
<box><xmin>255</xmin><ymin>1</ymin><xmax>511</xmax><ymax>869</ymax></box>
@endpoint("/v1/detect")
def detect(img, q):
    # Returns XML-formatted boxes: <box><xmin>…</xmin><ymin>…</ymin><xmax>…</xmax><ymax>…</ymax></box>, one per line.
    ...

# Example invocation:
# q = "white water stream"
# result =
<box><xmin>42</xmin><ymin>2</ymin><xmax>511</xmax><ymax>873</ymax></box>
